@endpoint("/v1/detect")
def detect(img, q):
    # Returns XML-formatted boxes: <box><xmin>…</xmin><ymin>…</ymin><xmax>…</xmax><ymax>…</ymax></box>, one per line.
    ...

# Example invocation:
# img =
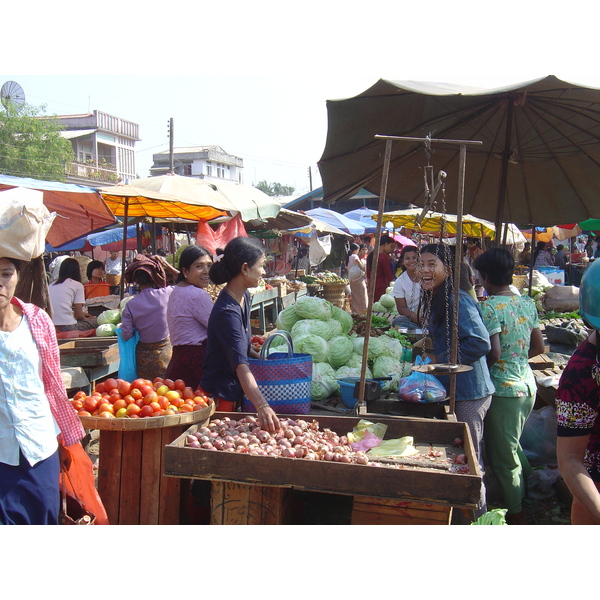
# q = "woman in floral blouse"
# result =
<box><xmin>555</xmin><ymin>259</ymin><xmax>600</xmax><ymax>524</ymax></box>
<box><xmin>474</xmin><ymin>248</ymin><xmax>545</xmax><ymax>524</ymax></box>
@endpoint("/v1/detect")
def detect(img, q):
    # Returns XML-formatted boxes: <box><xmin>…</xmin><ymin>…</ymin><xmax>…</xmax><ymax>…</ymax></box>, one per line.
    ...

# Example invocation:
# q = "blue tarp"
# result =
<box><xmin>46</xmin><ymin>225</ymin><xmax>137</xmax><ymax>252</ymax></box>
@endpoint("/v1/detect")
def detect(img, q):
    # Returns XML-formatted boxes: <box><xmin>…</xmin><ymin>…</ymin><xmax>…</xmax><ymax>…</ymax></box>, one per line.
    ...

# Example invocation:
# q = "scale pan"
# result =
<box><xmin>412</xmin><ymin>363</ymin><xmax>473</xmax><ymax>374</ymax></box>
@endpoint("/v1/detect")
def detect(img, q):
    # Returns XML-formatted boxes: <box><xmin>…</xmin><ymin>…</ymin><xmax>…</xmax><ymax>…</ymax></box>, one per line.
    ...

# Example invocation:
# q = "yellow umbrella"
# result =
<box><xmin>97</xmin><ymin>183</ymin><xmax>228</xmax><ymax>221</ymax></box>
<box><xmin>377</xmin><ymin>208</ymin><xmax>496</xmax><ymax>238</ymax></box>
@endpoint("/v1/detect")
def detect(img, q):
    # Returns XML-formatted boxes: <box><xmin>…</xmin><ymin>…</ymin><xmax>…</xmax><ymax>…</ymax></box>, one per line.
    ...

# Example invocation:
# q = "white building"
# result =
<box><xmin>54</xmin><ymin>110</ymin><xmax>140</xmax><ymax>185</ymax></box>
<box><xmin>150</xmin><ymin>145</ymin><xmax>243</xmax><ymax>184</ymax></box>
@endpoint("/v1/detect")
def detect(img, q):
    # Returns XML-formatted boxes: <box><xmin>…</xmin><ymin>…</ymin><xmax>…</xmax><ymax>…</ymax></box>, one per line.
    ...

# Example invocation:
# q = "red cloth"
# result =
<box><xmin>196</xmin><ymin>214</ymin><xmax>248</xmax><ymax>255</ymax></box>
<box><xmin>12</xmin><ymin>297</ymin><xmax>85</xmax><ymax>447</ymax></box>
<box><xmin>367</xmin><ymin>252</ymin><xmax>395</xmax><ymax>301</ymax></box>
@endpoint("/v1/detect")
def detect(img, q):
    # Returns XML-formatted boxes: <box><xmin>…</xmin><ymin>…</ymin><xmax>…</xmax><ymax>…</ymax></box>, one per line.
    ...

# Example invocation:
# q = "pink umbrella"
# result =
<box><xmin>393</xmin><ymin>233</ymin><xmax>415</xmax><ymax>247</ymax></box>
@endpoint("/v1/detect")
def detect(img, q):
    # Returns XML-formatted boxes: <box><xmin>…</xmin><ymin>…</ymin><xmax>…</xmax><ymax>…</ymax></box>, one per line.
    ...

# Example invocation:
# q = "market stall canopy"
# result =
<box><xmin>305</xmin><ymin>207</ymin><xmax>366</xmax><ymax>235</ymax></box>
<box><xmin>318</xmin><ymin>76</ymin><xmax>600</xmax><ymax>228</ymax></box>
<box><xmin>245</xmin><ymin>207</ymin><xmax>313</xmax><ymax>233</ymax></box>
<box><xmin>208</xmin><ymin>181</ymin><xmax>282</xmax><ymax>222</ymax></box>
<box><xmin>46</xmin><ymin>224</ymin><xmax>138</xmax><ymax>253</ymax></box>
<box><xmin>377</xmin><ymin>208</ymin><xmax>497</xmax><ymax>238</ymax></box>
<box><xmin>289</xmin><ymin>217</ymin><xmax>354</xmax><ymax>239</ymax></box>
<box><xmin>0</xmin><ymin>174</ymin><xmax>116</xmax><ymax>247</ymax></box>
<box><xmin>97</xmin><ymin>183</ymin><xmax>228</xmax><ymax>221</ymax></box>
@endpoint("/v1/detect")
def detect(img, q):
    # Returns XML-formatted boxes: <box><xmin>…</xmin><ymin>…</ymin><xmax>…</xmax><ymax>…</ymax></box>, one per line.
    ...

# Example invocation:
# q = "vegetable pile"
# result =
<box><xmin>69</xmin><ymin>376</ymin><xmax>213</xmax><ymax>419</ymax></box>
<box><xmin>274</xmin><ymin>295</ymin><xmax>413</xmax><ymax>401</ymax></box>
<box><xmin>94</xmin><ymin>296</ymin><xmax>133</xmax><ymax>337</ymax></box>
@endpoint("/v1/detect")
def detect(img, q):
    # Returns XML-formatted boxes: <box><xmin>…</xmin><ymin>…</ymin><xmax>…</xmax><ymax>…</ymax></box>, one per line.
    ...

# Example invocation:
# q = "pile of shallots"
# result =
<box><xmin>185</xmin><ymin>415</ymin><xmax>372</xmax><ymax>465</ymax></box>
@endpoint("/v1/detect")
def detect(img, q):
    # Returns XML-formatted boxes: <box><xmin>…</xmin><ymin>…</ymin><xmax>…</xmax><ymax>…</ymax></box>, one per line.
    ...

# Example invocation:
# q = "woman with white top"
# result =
<box><xmin>165</xmin><ymin>245</ymin><xmax>214</xmax><ymax>390</ymax></box>
<box><xmin>391</xmin><ymin>245</ymin><xmax>421</xmax><ymax>329</ymax></box>
<box><xmin>48</xmin><ymin>258</ymin><xmax>97</xmax><ymax>332</ymax></box>
<box><xmin>0</xmin><ymin>256</ymin><xmax>86</xmax><ymax>524</ymax></box>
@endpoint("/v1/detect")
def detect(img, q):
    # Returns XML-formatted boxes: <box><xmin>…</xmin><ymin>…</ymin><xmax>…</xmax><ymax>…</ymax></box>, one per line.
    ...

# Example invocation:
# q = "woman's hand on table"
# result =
<box><xmin>257</xmin><ymin>404</ymin><xmax>280</xmax><ymax>433</ymax></box>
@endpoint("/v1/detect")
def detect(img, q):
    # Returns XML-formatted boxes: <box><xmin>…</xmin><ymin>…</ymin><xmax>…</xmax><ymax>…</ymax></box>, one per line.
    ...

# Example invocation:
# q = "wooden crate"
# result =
<box><xmin>210</xmin><ymin>481</ymin><xmax>293</xmax><ymax>525</ymax></box>
<box><xmin>94</xmin><ymin>405</ymin><xmax>214</xmax><ymax>524</ymax></box>
<box><xmin>351</xmin><ymin>496</ymin><xmax>452</xmax><ymax>525</ymax></box>
<box><xmin>164</xmin><ymin>413</ymin><xmax>481</xmax><ymax>510</ymax></box>
<box><xmin>58</xmin><ymin>338</ymin><xmax>118</xmax><ymax>368</ymax></box>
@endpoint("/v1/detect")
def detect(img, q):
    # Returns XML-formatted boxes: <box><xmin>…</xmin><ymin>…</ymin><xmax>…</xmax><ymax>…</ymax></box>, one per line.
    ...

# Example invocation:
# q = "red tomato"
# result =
<box><xmin>143</xmin><ymin>391</ymin><xmax>158</xmax><ymax>405</ymax></box>
<box><xmin>78</xmin><ymin>410</ymin><xmax>92</xmax><ymax>417</ymax></box>
<box><xmin>98</xmin><ymin>403</ymin><xmax>114</xmax><ymax>414</ymax></box>
<box><xmin>182</xmin><ymin>387</ymin><xmax>195</xmax><ymax>400</ymax></box>
<box><xmin>173</xmin><ymin>379</ymin><xmax>186</xmax><ymax>391</ymax></box>
<box><xmin>123</xmin><ymin>394</ymin><xmax>135</xmax><ymax>405</ymax></box>
<box><xmin>73</xmin><ymin>390</ymin><xmax>87</xmax><ymax>401</ymax></box>
<box><xmin>164</xmin><ymin>379</ymin><xmax>175</xmax><ymax>390</ymax></box>
<box><xmin>130</xmin><ymin>388</ymin><xmax>143</xmax><ymax>400</ymax></box>
<box><xmin>99</xmin><ymin>411</ymin><xmax>114</xmax><ymax>419</ymax></box>
<box><xmin>112</xmin><ymin>399</ymin><xmax>127</xmax><ymax>412</ymax></box>
<box><xmin>130</xmin><ymin>378</ymin><xmax>146</xmax><ymax>391</ymax></box>
<box><xmin>153</xmin><ymin>377</ymin><xmax>164</xmax><ymax>385</ymax></box>
<box><xmin>83</xmin><ymin>396</ymin><xmax>100</xmax><ymax>413</ymax></box>
<box><xmin>149</xmin><ymin>401</ymin><xmax>161</xmax><ymax>413</ymax></box>
<box><xmin>71</xmin><ymin>399</ymin><xmax>84</xmax><ymax>411</ymax></box>
<box><xmin>158</xmin><ymin>396</ymin><xmax>170</xmax><ymax>410</ymax></box>
<box><xmin>140</xmin><ymin>405</ymin><xmax>154</xmax><ymax>418</ymax></box>
<box><xmin>139</xmin><ymin>384</ymin><xmax>154</xmax><ymax>397</ymax></box>
<box><xmin>118</xmin><ymin>380</ymin><xmax>131</xmax><ymax>396</ymax></box>
<box><xmin>94</xmin><ymin>382</ymin><xmax>106</xmax><ymax>394</ymax></box>
<box><xmin>164</xmin><ymin>408</ymin><xmax>177</xmax><ymax>415</ymax></box>
<box><xmin>103</xmin><ymin>378</ymin><xmax>118</xmax><ymax>392</ymax></box>
<box><xmin>178</xmin><ymin>404</ymin><xmax>193</xmax><ymax>413</ymax></box>
<box><xmin>193</xmin><ymin>402</ymin><xmax>207</xmax><ymax>411</ymax></box>
<box><xmin>126</xmin><ymin>403</ymin><xmax>142</xmax><ymax>417</ymax></box>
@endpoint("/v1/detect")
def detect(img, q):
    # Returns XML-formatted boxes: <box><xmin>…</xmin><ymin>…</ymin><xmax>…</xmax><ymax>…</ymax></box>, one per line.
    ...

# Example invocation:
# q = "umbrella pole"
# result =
<box><xmin>119</xmin><ymin>199</ymin><xmax>129</xmax><ymax>300</ymax></box>
<box><xmin>493</xmin><ymin>98</ymin><xmax>514</xmax><ymax>246</ymax></box>
<box><xmin>528</xmin><ymin>226</ymin><xmax>536</xmax><ymax>295</ymax></box>
<box><xmin>356</xmin><ymin>139</ymin><xmax>393</xmax><ymax>414</ymax></box>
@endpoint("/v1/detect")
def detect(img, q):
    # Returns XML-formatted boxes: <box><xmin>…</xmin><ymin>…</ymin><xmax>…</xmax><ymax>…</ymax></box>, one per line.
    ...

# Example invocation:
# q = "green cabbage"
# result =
<box><xmin>97</xmin><ymin>309</ymin><xmax>121</xmax><ymax>325</ymax></box>
<box><xmin>291</xmin><ymin>318</ymin><xmax>342</xmax><ymax>341</ymax></box>
<box><xmin>379</xmin><ymin>293</ymin><xmax>396</xmax><ymax>309</ymax></box>
<box><xmin>328</xmin><ymin>335</ymin><xmax>355</xmax><ymax>369</ymax></box>
<box><xmin>378</xmin><ymin>336</ymin><xmax>405</xmax><ymax>360</ymax></box>
<box><xmin>372</xmin><ymin>301</ymin><xmax>389</xmax><ymax>313</ymax></box>
<box><xmin>119</xmin><ymin>296</ymin><xmax>133</xmax><ymax>311</ymax></box>
<box><xmin>96</xmin><ymin>323</ymin><xmax>117</xmax><ymax>337</ymax></box>
<box><xmin>294</xmin><ymin>334</ymin><xmax>330</xmax><ymax>363</ymax></box>
<box><xmin>352</xmin><ymin>336</ymin><xmax>386</xmax><ymax>360</ymax></box>
<box><xmin>335</xmin><ymin>364</ymin><xmax>373</xmax><ymax>380</ymax></box>
<box><xmin>275</xmin><ymin>305</ymin><xmax>300</xmax><ymax>331</ymax></box>
<box><xmin>311</xmin><ymin>362</ymin><xmax>338</xmax><ymax>401</ymax></box>
<box><xmin>345</xmin><ymin>353</ymin><xmax>366</xmax><ymax>369</ymax></box>
<box><xmin>294</xmin><ymin>295</ymin><xmax>333</xmax><ymax>321</ymax></box>
<box><xmin>330</xmin><ymin>305</ymin><xmax>353</xmax><ymax>335</ymax></box>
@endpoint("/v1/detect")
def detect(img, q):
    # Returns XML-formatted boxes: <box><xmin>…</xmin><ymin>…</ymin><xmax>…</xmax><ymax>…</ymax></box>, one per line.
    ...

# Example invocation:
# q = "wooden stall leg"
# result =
<box><xmin>97</xmin><ymin>430</ymin><xmax>124</xmax><ymax>525</ymax></box>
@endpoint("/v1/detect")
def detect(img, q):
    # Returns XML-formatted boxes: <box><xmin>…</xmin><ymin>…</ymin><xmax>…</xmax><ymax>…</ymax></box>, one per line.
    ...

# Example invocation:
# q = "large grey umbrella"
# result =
<box><xmin>318</xmin><ymin>75</ymin><xmax>600</xmax><ymax>230</ymax></box>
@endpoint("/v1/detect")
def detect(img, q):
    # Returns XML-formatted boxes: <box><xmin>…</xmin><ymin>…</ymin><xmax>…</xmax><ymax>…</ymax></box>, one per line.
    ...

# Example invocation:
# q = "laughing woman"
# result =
<box><xmin>419</xmin><ymin>243</ymin><xmax>494</xmax><ymax>515</ymax></box>
<box><xmin>0</xmin><ymin>256</ymin><xmax>85</xmax><ymax>525</ymax></box>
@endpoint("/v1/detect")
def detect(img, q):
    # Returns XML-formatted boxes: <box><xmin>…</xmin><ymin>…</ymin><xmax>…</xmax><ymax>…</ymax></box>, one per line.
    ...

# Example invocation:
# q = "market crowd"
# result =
<box><xmin>1</xmin><ymin>230</ymin><xmax>598</xmax><ymax>526</ymax></box>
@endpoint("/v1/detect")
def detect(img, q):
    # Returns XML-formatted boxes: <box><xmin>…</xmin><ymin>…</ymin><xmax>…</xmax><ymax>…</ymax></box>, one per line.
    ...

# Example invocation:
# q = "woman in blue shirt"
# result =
<box><xmin>200</xmin><ymin>237</ymin><xmax>280</xmax><ymax>433</ymax></box>
<box><xmin>419</xmin><ymin>243</ymin><xmax>494</xmax><ymax>515</ymax></box>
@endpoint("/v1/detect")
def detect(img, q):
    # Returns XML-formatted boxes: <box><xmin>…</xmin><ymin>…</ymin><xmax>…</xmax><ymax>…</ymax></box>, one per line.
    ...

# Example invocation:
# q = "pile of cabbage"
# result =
<box><xmin>372</xmin><ymin>287</ymin><xmax>399</xmax><ymax>315</ymax></box>
<box><xmin>95</xmin><ymin>296</ymin><xmax>132</xmax><ymax>337</ymax></box>
<box><xmin>272</xmin><ymin>295</ymin><xmax>413</xmax><ymax>402</ymax></box>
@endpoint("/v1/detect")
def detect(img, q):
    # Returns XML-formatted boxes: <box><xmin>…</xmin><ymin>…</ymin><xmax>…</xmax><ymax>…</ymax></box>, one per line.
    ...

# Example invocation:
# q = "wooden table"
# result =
<box><xmin>59</xmin><ymin>337</ymin><xmax>120</xmax><ymax>391</ymax></box>
<box><xmin>81</xmin><ymin>405</ymin><xmax>214</xmax><ymax>525</ymax></box>
<box><xmin>164</xmin><ymin>412</ymin><xmax>481</xmax><ymax>525</ymax></box>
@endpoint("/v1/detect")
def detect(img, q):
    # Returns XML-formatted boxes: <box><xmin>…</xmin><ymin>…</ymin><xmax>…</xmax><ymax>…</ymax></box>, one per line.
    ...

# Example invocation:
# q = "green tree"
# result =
<box><xmin>0</xmin><ymin>103</ymin><xmax>74</xmax><ymax>181</ymax></box>
<box><xmin>254</xmin><ymin>180</ymin><xmax>295</xmax><ymax>196</ymax></box>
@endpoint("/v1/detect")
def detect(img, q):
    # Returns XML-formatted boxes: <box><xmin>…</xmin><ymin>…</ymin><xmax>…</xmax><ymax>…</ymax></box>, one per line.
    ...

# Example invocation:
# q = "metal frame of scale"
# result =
<box><xmin>355</xmin><ymin>134</ymin><xmax>483</xmax><ymax>417</ymax></box>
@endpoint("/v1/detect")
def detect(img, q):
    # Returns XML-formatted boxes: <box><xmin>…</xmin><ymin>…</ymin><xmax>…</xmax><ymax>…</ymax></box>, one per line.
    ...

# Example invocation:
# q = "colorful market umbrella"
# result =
<box><xmin>305</xmin><ymin>207</ymin><xmax>366</xmax><ymax>235</ymax></box>
<box><xmin>342</xmin><ymin>207</ymin><xmax>378</xmax><ymax>233</ymax></box>
<box><xmin>0</xmin><ymin>173</ymin><xmax>116</xmax><ymax>247</ymax></box>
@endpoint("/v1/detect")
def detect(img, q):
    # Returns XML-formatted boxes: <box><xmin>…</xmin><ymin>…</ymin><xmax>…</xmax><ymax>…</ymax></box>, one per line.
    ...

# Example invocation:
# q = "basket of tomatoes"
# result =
<box><xmin>69</xmin><ymin>376</ymin><xmax>215</xmax><ymax>430</ymax></box>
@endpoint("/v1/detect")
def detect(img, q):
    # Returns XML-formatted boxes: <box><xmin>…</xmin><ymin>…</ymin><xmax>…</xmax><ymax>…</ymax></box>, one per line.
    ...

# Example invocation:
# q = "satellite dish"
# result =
<box><xmin>1</xmin><ymin>81</ymin><xmax>26</xmax><ymax>110</ymax></box>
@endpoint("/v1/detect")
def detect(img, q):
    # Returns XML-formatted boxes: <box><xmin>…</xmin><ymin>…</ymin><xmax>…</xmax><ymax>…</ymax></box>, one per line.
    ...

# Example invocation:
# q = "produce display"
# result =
<box><xmin>94</xmin><ymin>296</ymin><xmax>132</xmax><ymax>337</ymax></box>
<box><xmin>183</xmin><ymin>415</ymin><xmax>469</xmax><ymax>473</ymax></box>
<box><xmin>272</xmin><ymin>295</ymin><xmax>413</xmax><ymax>400</ymax></box>
<box><xmin>69</xmin><ymin>376</ymin><xmax>213</xmax><ymax>419</ymax></box>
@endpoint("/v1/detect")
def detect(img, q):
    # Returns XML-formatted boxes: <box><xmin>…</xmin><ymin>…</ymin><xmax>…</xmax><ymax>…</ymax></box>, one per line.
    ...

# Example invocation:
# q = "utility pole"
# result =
<box><xmin>308</xmin><ymin>166</ymin><xmax>313</xmax><ymax>191</ymax></box>
<box><xmin>168</xmin><ymin>118</ymin><xmax>174</xmax><ymax>172</ymax></box>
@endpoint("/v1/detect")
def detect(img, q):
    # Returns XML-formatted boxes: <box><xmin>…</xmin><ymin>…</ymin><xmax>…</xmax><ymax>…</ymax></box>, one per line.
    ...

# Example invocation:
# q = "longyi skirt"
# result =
<box><xmin>136</xmin><ymin>338</ymin><xmax>172</xmax><ymax>381</ymax></box>
<box><xmin>0</xmin><ymin>449</ymin><xmax>60</xmax><ymax>525</ymax></box>
<box><xmin>165</xmin><ymin>342</ymin><xmax>207</xmax><ymax>391</ymax></box>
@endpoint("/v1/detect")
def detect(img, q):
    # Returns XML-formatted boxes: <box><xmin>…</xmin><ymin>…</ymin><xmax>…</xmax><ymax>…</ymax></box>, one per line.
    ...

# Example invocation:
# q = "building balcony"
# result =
<box><xmin>65</xmin><ymin>160</ymin><xmax>121</xmax><ymax>184</ymax></box>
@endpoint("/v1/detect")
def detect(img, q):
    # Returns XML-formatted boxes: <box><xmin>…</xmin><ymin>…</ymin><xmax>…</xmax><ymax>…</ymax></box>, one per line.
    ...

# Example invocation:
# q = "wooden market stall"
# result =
<box><xmin>164</xmin><ymin>412</ymin><xmax>481</xmax><ymax>525</ymax></box>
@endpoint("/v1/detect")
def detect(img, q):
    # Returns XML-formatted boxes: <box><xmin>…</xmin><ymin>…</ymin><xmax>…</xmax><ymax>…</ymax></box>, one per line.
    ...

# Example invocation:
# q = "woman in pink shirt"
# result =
<box><xmin>165</xmin><ymin>246</ymin><xmax>214</xmax><ymax>390</ymax></box>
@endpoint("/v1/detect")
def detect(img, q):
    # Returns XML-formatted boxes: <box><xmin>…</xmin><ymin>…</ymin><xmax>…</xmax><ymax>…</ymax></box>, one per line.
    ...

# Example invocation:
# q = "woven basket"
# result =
<box><xmin>512</xmin><ymin>274</ymin><xmax>528</xmax><ymax>291</ymax></box>
<box><xmin>105</xmin><ymin>273</ymin><xmax>121</xmax><ymax>286</ymax></box>
<box><xmin>322</xmin><ymin>282</ymin><xmax>346</xmax><ymax>308</ymax></box>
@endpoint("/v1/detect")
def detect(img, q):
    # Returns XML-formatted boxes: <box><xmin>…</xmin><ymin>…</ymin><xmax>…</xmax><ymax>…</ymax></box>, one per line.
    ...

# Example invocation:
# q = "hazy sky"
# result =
<box><xmin>4</xmin><ymin>1</ymin><xmax>600</xmax><ymax>198</ymax></box>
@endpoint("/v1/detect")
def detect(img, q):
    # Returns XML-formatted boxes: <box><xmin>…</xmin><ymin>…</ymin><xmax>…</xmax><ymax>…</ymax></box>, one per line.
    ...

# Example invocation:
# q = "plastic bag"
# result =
<box><xmin>346</xmin><ymin>419</ymin><xmax>388</xmax><ymax>444</ymax></box>
<box><xmin>367</xmin><ymin>436</ymin><xmax>419</xmax><ymax>458</ymax></box>
<box><xmin>350</xmin><ymin>430</ymin><xmax>382</xmax><ymax>452</ymax></box>
<box><xmin>117</xmin><ymin>328</ymin><xmax>139</xmax><ymax>382</ymax></box>
<box><xmin>397</xmin><ymin>356</ymin><xmax>446</xmax><ymax>402</ymax></box>
<box><xmin>348</xmin><ymin>264</ymin><xmax>363</xmax><ymax>282</ymax></box>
